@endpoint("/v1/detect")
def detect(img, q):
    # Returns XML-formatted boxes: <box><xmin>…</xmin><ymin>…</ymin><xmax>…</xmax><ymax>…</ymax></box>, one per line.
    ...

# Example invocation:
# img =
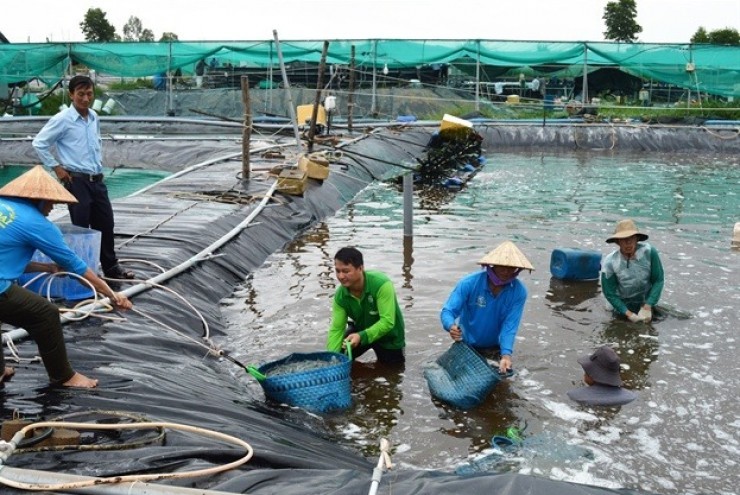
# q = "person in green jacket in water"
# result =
<box><xmin>601</xmin><ymin>219</ymin><xmax>665</xmax><ymax>323</ymax></box>
<box><xmin>326</xmin><ymin>247</ymin><xmax>405</xmax><ymax>364</ymax></box>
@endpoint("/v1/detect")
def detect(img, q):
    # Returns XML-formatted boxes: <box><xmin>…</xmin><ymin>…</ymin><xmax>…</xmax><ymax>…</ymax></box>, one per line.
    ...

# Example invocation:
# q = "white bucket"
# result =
<box><xmin>102</xmin><ymin>98</ymin><xmax>117</xmax><ymax>114</ymax></box>
<box><xmin>92</xmin><ymin>99</ymin><xmax>103</xmax><ymax>111</ymax></box>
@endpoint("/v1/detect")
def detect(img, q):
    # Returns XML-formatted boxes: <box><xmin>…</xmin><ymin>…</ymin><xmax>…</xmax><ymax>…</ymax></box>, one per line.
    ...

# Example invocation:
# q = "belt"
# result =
<box><xmin>68</xmin><ymin>171</ymin><xmax>104</xmax><ymax>182</ymax></box>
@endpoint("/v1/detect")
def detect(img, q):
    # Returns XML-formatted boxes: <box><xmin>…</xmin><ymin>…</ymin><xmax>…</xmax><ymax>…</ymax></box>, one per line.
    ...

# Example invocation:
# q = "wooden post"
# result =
<box><xmin>241</xmin><ymin>76</ymin><xmax>251</xmax><ymax>179</ymax></box>
<box><xmin>308</xmin><ymin>40</ymin><xmax>329</xmax><ymax>153</ymax></box>
<box><xmin>348</xmin><ymin>45</ymin><xmax>356</xmax><ymax>134</ymax></box>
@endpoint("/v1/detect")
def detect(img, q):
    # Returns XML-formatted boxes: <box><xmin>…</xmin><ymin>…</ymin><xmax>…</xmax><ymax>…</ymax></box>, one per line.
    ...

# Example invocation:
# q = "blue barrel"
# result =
<box><xmin>550</xmin><ymin>248</ymin><xmax>601</xmax><ymax>280</ymax></box>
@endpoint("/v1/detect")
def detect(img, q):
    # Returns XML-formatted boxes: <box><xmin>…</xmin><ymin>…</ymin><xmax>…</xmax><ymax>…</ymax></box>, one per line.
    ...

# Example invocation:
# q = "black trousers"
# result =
<box><xmin>65</xmin><ymin>176</ymin><xmax>118</xmax><ymax>273</ymax></box>
<box><xmin>345</xmin><ymin>323</ymin><xmax>405</xmax><ymax>364</ymax></box>
<box><xmin>0</xmin><ymin>284</ymin><xmax>75</xmax><ymax>384</ymax></box>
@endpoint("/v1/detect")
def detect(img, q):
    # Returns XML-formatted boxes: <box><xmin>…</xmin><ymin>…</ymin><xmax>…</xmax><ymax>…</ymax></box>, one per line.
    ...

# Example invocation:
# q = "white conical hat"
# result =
<box><xmin>478</xmin><ymin>241</ymin><xmax>534</xmax><ymax>271</ymax></box>
<box><xmin>0</xmin><ymin>165</ymin><xmax>77</xmax><ymax>203</ymax></box>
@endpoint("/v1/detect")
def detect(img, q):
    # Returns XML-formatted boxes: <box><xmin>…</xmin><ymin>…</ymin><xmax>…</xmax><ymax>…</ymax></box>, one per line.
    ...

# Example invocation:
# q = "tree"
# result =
<box><xmin>691</xmin><ymin>27</ymin><xmax>710</xmax><ymax>43</ymax></box>
<box><xmin>80</xmin><ymin>8</ymin><xmax>118</xmax><ymax>42</ymax></box>
<box><xmin>122</xmin><ymin>16</ymin><xmax>154</xmax><ymax>42</ymax></box>
<box><xmin>691</xmin><ymin>26</ymin><xmax>740</xmax><ymax>45</ymax></box>
<box><xmin>708</xmin><ymin>28</ymin><xmax>740</xmax><ymax>45</ymax></box>
<box><xmin>160</xmin><ymin>32</ymin><xmax>179</xmax><ymax>42</ymax></box>
<box><xmin>603</xmin><ymin>0</ymin><xmax>642</xmax><ymax>42</ymax></box>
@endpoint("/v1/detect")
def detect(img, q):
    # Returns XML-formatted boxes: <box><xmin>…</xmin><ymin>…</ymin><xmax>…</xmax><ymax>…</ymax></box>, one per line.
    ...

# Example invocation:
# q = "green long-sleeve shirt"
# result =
<box><xmin>601</xmin><ymin>242</ymin><xmax>664</xmax><ymax>315</ymax></box>
<box><xmin>326</xmin><ymin>270</ymin><xmax>405</xmax><ymax>353</ymax></box>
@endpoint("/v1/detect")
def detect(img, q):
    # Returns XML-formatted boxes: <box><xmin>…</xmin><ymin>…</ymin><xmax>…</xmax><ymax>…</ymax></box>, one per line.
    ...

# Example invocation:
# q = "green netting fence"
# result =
<box><xmin>1</xmin><ymin>39</ymin><xmax>738</xmax><ymax>97</ymax></box>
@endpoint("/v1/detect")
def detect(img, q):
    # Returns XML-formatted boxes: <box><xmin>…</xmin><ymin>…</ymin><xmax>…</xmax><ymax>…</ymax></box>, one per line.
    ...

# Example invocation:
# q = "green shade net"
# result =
<box><xmin>1</xmin><ymin>40</ymin><xmax>738</xmax><ymax>97</ymax></box>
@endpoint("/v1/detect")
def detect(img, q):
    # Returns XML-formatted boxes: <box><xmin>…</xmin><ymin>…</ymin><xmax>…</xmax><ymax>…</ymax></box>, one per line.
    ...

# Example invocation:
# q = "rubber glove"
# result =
<box><xmin>627</xmin><ymin>311</ymin><xmax>642</xmax><ymax>323</ymax></box>
<box><xmin>637</xmin><ymin>306</ymin><xmax>652</xmax><ymax>323</ymax></box>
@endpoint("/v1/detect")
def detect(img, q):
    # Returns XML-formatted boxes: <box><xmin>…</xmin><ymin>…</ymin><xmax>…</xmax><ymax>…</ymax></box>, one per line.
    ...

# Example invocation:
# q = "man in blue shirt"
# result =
<box><xmin>32</xmin><ymin>75</ymin><xmax>133</xmax><ymax>280</ymax></box>
<box><xmin>441</xmin><ymin>241</ymin><xmax>533</xmax><ymax>373</ymax></box>
<box><xmin>0</xmin><ymin>166</ymin><xmax>132</xmax><ymax>388</ymax></box>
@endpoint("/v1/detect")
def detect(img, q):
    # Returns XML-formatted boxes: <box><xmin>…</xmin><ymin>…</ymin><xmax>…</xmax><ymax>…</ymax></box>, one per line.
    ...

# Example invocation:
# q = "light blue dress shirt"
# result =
<box><xmin>32</xmin><ymin>105</ymin><xmax>103</xmax><ymax>175</ymax></box>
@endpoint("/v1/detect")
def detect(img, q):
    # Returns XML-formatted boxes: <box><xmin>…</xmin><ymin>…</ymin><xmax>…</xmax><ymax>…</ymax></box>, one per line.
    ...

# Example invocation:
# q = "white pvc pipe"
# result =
<box><xmin>2</xmin><ymin>181</ymin><xmax>278</xmax><ymax>341</ymax></box>
<box><xmin>0</xmin><ymin>467</ymin><xmax>235</xmax><ymax>495</ymax></box>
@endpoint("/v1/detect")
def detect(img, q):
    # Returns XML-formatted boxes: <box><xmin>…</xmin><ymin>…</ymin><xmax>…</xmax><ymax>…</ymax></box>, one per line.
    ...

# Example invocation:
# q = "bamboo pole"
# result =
<box><xmin>272</xmin><ymin>29</ymin><xmax>303</xmax><ymax>152</ymax></box>
<box><xmin>307</xmin><ymin>41</ymin><xmax>329</xmax><ymax>153</ymax></box>
<box><xmin>348</xmin><ymin>45</ymin><xmax>356</xmax><ymax>134</ymax></box>
<box><xmin>241</xmin><ymin>76</ymin><xmax>251</xmax><ymax>179</ymax></box>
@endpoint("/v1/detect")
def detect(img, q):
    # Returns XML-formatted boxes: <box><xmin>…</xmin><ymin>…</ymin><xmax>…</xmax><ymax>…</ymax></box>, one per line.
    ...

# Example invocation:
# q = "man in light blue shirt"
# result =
<box><xmin>441</xmin><ymin>241</ymin><xmax>533</xmax><ymax>373</ymax></box>
<box><xmin>32</xmin><ymin>75</ymin><xmax>133</xmax><ymax>280</ymax></box>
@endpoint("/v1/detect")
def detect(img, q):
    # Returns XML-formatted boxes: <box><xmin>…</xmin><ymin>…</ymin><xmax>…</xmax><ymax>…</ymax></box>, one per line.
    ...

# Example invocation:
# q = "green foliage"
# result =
<box><xmin>80</xmin><ymin>8</ymin><xmax>117</xmax><ymax>42</ymax></box>
<box><xmin>122</xmin><ymin>16</ymin><xmax>155</xmax><ymax>42</ymax></box>
<box><xmin>603</xmin><ymin>0</ymin><xmax>642</xmax><ymax>42</ymax></box>
<box><xmin>707</xmin><ymin>28</ymin><xmax>740</xmax><ymax>45</ymax></box>
<box><xmin>160</xmin><ymin>32</ymin><xmax>179</xmax><ymax>42</ymax></box>
<box><xmin>692</xmin><ymin>27</ymin><xmax>739</xmax><ymax>45</ymax></box>
<box><xmin>107</xmin><ymin>78</ymin><xmax>154</xmax><ymax>90</ymax></box>
<box><xmin>691</xmin><ymin>27</ymin><xmax>710</xmax><ymax>44</ymax></box>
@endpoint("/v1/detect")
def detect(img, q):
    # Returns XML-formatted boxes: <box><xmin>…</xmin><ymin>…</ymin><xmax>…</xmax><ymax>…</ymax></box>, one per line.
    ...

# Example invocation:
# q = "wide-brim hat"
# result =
<box><xmin>478</xmin><ymin>241</ymin><xmax>534</xmax><ymax>271</ymax></box>
<box><xmin>578</xmin><ymin>346</ymin><xmax>622</xmax><ymax>387</ymax></box>
<box><xmin>606</xmin><ymin>219</ymin><xmax>648</xmax><ymax>244</ymax></box>
<box><xmin>0</xmin><ymin>165</ymin><xmax>77</xmax><ymax>204</ymax></box>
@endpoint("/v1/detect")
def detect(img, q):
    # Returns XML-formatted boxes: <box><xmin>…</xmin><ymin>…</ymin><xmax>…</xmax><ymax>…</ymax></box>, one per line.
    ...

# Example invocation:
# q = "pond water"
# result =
<box><xmin>224</xmin><ymin>150</ymin><xmax>739</xmax><ymax>495</ymax></box>
<box><xmin>0</xmin><ymin>166</ymin><xmax>169</xmax><ymax>199</ymax></box>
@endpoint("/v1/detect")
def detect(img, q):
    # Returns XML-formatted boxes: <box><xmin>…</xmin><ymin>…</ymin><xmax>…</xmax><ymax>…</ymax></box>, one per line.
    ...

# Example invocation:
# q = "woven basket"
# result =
<box><xmin>424</xmin><ymin>342</ymin><xmax>502</xmax><ymax>410</ymax></box>
<box><xmin>257</xmin><ymin>351</ymin><xmax>352</xmax><ymax>413</ymax></box>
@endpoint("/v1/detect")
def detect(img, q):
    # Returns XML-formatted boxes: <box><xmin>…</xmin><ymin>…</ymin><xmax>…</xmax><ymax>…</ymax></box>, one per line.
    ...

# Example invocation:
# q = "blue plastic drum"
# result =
<box><xmin>550</xmin><ymin>248</ymin><xmax>602</xmax><ymax>280</ymax></box>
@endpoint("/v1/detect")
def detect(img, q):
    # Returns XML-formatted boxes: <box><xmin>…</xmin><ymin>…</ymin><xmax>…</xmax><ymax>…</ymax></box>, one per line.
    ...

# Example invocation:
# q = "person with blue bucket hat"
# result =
<box><xmin>440</xmin><ymin>241</ymin><xmax>533</xmax><ymax>374</ymax></box>
<box><xmin>601</xmin><ymin>219</ymin><xmax>665</xmax><ymax>323</ymax></box>
<box><xmin>567</xmin><ymin>346</ymin><xmax>637</xmax><ymax>406</ymax></box>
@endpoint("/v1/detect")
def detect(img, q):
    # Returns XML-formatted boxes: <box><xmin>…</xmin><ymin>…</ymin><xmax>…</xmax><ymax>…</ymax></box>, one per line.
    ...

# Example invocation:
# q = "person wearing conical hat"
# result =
<box><xmin>601</xmin><ymin>219</ymin><xmax>664</xmax><ymax>323</ymax></box>
<box><xmin>32</xmin><ymin>75</ymin><xmax>134</xmax><ymax>280</ymax></box>
<box><xmin>440</xmin><ymin>241</ymin><xmax>533</xmax><ymax>374</ymax></box>
<box><xmin>0</xmin><ymin>166</ymin><xmax>132</xmax><ymax>389</ymax></box>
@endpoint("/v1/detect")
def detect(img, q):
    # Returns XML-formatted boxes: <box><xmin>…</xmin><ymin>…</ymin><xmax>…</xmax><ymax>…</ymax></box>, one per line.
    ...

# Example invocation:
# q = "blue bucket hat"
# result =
<box><xmin>577</xmin><ymin>346</ymin><xmax>622</xmax><ymax>387</ymax></box>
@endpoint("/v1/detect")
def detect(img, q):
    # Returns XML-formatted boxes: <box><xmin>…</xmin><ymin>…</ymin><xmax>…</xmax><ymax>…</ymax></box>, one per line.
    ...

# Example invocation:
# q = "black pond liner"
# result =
<box><xmin>0</xmin><ymin>125</ymin><xmax>664</xmax><ymax>495</ymax></box>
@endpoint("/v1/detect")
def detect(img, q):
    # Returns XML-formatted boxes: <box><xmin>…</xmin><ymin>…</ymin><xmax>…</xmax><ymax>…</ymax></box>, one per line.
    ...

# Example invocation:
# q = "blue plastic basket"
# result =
<box><xmin>424</xmin><ymin>342</ymin><xmax>504</xmax><ymax>410</ymax></box>
<box><xmin>257</xmin><ymin>351</ymin><xmax>352</xmax><ymax>413</ymax></box>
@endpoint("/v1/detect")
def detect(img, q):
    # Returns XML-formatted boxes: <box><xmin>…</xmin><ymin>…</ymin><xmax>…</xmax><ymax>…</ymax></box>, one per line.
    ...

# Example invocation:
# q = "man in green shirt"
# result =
<box><xmin>326</xmin><ymin>247</ymin><xmax>405</xmax><ymax>364</ymax></box>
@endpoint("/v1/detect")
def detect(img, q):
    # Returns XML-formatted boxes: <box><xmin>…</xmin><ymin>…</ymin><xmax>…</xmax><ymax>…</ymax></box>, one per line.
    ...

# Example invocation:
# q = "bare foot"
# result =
<box><xmin>1</xmin><ymin>366</ymin><xmax>14</xmax><ymax>384</ymax></box>
<box><xmin>62</xmin><ymin>372</ymin><xmax>98</xmax><ymax>388</ymax></box>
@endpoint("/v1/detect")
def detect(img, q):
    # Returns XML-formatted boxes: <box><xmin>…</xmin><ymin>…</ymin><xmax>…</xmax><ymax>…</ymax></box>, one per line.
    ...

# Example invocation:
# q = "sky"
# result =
<box><xmin>2</xmin><ymin>0</ymin><xmax>738</xmax><ymax>44</ymax></box>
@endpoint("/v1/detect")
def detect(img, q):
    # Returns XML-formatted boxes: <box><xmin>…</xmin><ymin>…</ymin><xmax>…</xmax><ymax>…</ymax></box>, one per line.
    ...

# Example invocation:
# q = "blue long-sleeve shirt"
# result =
<box><xmin>32</xmin><ymin>105</ymin><xmax>103</xmax><ymax>175</ymax></box>
<box><xmin>440</xmin><ymin>270</ymin><xmax>527</xmax><ymax>356</ymax></box>
<box><xmin>0</xmin><ymin>197</ymin><xmax>87</xmax><ymax>295</ymax></box>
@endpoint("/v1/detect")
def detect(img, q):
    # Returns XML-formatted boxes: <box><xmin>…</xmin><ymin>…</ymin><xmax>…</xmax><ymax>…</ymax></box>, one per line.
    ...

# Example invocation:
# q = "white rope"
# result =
<box><xmin>368</xmin><ymin>438</ymin><xmax>393</xmax><ymax>495</ymax></box>
<box><xmin>0</xmin><ymin>420</ymin><xmax>253</xmax><ymax>491</ymax></box>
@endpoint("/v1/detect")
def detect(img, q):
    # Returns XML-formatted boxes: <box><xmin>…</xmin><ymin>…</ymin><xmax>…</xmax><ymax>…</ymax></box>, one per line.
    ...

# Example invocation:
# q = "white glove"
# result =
<box><xmin>627</xmin><ymin>312</ymin><xmax>642</xmax><ymax>323</ymax></box>
<box><xmin>637</xmin><ymin>306</ymin><xmax>652</xmax><ymax>323</ymax></box>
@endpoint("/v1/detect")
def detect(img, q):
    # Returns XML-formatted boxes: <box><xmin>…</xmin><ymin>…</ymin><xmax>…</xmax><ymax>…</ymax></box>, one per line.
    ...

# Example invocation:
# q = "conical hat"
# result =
<box><xmin>606</xmin><ymin>219</ymin><xmax>648</xmax><ymax>244</ymax></box>
<box><xmin>478</xmin><ymin>241</ymin><xmax>534</xmax><ymax>271</ymax></box>
<box><xmin>0</xmin><ymin>165</ymin><xmax>77</xmax><ymax>203</ymax></box>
